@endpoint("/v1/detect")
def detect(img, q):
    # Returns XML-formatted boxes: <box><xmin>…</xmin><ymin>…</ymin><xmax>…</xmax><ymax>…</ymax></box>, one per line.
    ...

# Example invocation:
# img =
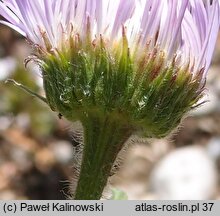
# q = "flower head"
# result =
<box><xmin>0</xmin><ymin>0</ymin><xmax>219</xmax><ymax>137</ymax></box>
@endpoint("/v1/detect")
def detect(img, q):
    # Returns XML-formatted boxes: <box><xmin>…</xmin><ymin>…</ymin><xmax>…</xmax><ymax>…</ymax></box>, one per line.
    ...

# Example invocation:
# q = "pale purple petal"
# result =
<box><xmin>0</xmin><ymin>0</ymin><xmax>219</xmax><ymax>79</ymax></box>
<box><xmin>197</xmin><ymin>0</ymin><xmax>220</xmax><ymax>76</ymax></box>
<box><xmin>0</xmin><ymin>20</ymin><xmax>26</xmax><ymax>36</ymax></box>
<box><xmin>111</xmin><ymin>0</ymin><xmax>136</xmax><ymax>39</ymax></box>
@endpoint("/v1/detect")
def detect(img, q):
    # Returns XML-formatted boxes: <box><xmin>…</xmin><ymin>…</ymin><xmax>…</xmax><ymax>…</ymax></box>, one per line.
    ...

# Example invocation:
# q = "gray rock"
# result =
<box><xmin>50</xmin><ymin>141</ymin><xmax>73</xmax><ymax>164</ymax></box>
<box><xmin>190</xmin><ymin>90</ymin><xmax>219</xmax><ymax>116</ymax></box>
<box><xmin>150</xmin><ymin>146</ymin><xmax>218</xmax><ymax>199</ymax></box>
<box><xmin>0</xmin><ymin>57</ymin><xmax>16</xmax><ymax>80</ymax></box>
<box><xmin>206</xmin><ymin>137</ymin><xmax>220</xmax><ymax>161</ymax></box>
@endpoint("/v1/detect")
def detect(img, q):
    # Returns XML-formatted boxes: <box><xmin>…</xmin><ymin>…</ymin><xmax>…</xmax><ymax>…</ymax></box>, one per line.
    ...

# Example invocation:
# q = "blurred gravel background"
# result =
<box><xmin>0</xmin><ymin>26</ymin><xmax>220</xmax><ymax>200</ymax></box>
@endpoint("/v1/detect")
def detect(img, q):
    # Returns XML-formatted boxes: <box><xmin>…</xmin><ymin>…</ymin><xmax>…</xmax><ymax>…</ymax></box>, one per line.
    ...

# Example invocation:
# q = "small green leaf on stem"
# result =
<box><xmin>5</xmin><ymin>79</ymin><xmax>48</xmax><ymax>104</ymax></box>
<box><xmin>110</xmin><ymin>188</ymin><xmax>128</xmax><ymax>200</ymax></box>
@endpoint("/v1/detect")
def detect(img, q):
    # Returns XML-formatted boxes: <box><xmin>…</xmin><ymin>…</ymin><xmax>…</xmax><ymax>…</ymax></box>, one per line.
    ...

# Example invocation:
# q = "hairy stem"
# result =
<box><xmin>74</xmin><ymin>112</ymin><xmax>132</xmax><ymax>200</ymax></box>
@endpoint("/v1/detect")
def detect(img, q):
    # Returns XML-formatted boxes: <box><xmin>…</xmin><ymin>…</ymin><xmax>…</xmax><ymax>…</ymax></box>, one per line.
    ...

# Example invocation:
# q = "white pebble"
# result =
<box><xmin>150</xmin><ymin>146</ymin><xmax>218</xmax><ymax>200</ymax></box>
